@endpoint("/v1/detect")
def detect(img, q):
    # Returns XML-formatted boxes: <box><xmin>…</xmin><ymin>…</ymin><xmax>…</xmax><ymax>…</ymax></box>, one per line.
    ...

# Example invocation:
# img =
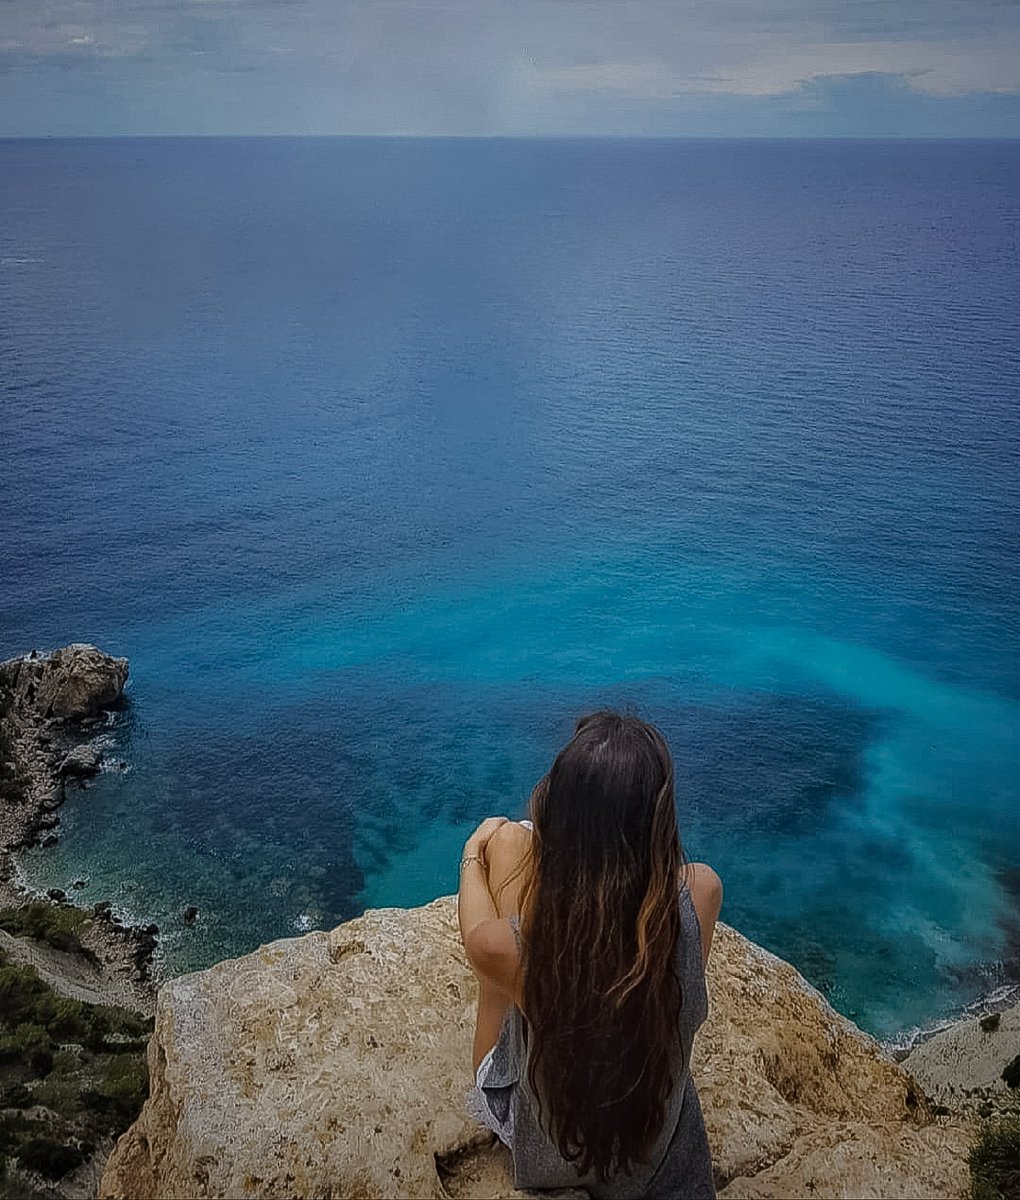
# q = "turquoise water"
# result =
<box><xmin>2</xmin><ymin>137</ymin><xmax>1018</xmax><ymax>1038</ymax></box>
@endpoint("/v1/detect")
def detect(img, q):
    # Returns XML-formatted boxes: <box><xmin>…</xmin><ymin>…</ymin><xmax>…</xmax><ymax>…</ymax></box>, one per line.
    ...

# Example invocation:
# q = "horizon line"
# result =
<box><xmin>1</xmin><ymin>132</ymin><xmax>1018</xmax><ymax>142</ymax></box>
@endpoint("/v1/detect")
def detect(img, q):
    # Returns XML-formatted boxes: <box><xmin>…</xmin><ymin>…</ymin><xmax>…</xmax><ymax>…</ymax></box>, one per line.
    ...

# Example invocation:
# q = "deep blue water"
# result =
<box><xmin>1</xmin><ymin>137</ymin><xmax>1018</xmax><ymax>1039</ymax></box>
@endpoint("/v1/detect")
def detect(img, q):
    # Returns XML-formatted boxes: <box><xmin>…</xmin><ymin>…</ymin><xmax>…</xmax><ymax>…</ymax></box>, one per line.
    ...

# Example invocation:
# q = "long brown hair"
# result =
<box><xmin>516</xmin><ymin>710</ymin><xmax>685</xmax><ymax>1182</ymax></box>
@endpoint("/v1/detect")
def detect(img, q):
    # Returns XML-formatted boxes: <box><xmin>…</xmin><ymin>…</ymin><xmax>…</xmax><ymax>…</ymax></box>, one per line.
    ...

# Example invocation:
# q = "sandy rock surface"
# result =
<box><xmin>904</xmin><ymin>1002</ymin><xmax>1020</xmax><ymax>1113</ymax></box>
<box><xmin>101</xmin><ymin>896</ymin><xmax>971</xmax><ymax>1200</ymax></box>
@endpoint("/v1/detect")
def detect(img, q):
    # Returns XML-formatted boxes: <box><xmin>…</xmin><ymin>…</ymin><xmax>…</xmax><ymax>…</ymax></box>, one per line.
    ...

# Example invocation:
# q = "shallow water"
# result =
<box><xmin>2</xmin><ymin>137</ymin><xmax>1018</xmax><ymax>1038</ymax></box>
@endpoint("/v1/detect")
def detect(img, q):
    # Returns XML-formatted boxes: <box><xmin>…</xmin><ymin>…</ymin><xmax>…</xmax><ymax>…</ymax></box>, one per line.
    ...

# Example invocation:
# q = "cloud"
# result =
<box><xmin>525</xmin><ymin>41</ymin><xmax>1020</xmax><ymax>103</ymax></box>
<box><xmin>0</xmin><ymin>0</ymin><xmax>1018</xmax><ymax>134</ymax></box>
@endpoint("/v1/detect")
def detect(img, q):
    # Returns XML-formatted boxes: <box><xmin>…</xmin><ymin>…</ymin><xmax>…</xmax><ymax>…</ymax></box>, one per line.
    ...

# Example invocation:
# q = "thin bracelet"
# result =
<box><xmin>460</xmin><ymin>854</ymin><xmax>483</xmax><ymax>872</ymax></box>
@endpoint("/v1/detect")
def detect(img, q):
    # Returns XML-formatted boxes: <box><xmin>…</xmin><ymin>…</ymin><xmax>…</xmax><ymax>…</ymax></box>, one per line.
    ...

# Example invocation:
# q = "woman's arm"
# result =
<box><xmin>458</xmin><ymin>817</ymin><xmax>521</xmax><ymax>999</ymax></box>
<box><xmin>457</xmin><ymin>816</ymin><xmax>508</xmax><ymax>943</ymax></box>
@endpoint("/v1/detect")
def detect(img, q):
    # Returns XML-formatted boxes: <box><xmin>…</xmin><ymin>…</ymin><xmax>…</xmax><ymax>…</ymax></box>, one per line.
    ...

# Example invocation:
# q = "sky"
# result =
<box><xmin>1</xmin><ymin>0</ymin><xmax>1019</xmax><ymax>137</ymax></box>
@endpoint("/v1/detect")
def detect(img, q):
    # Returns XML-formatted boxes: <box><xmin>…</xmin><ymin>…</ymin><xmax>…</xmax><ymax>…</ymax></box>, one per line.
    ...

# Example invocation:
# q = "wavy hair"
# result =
<box><xmin>515</xmin><ymin>710</ymin><xmax>685</xmax><ymax>1182</ymax></box>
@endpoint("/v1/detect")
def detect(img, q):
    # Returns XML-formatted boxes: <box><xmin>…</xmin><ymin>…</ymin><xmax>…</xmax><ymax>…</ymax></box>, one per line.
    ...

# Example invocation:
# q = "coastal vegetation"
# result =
<box><xmin>0</xmin><ymin>947</ymin><xmax>151</xmax><ymax>1198</ymax></box>
<box><xmin>969</xmin><ymin>1111</ymin><xmax>1020</xmax><ymax>1200</ymax></box>
<box><xmin>0</xmin><ymin>902</ymin><xmax>96</xmax><ymax>959</ymax></box>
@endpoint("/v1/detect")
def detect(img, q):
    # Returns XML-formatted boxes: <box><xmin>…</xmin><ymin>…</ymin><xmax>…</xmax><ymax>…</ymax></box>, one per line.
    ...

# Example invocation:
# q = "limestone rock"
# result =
<box><xmin>101</xmin><ymin>898</ymin><xmax>971</xmax><ymax>1200</ymax></box>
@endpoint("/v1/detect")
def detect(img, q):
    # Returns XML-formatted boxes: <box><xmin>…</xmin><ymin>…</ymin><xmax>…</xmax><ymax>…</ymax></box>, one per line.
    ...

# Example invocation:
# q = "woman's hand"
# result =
<box><xmin>465</xmin><ymin>816</ymin><xmax>510</xmax><ymax>861</ymax></box>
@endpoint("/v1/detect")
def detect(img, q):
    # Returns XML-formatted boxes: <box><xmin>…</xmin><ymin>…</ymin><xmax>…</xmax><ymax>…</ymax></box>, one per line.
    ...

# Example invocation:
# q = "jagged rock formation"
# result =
<box><xmin>0</xmin><ymin>643</ymin><xmax>128</xmax><ymax>865</ymax></box>
<box><xmin>5</xmin><ymin>643</ymin><xmax>129</xmax><ymax>722</ymax></box>
<box><xmin>101</xmin><ymin>896</ymin><xmax>971</xmax><ymax>1200</ymax></box>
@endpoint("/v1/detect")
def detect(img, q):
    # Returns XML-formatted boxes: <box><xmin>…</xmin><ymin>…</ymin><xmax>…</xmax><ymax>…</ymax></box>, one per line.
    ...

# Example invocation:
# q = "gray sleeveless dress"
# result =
<box><xmin>466</xmin><ymin>885</ymin><xmax>714</xmax><ymax>1199</ymax></box>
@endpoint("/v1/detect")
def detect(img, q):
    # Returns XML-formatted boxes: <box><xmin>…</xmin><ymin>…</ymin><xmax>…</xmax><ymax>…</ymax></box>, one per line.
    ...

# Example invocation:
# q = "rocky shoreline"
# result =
<box><xmin>0</xmin><ymin>644</ymin><xmax>157</xmax><ymax>1016</ymax></box>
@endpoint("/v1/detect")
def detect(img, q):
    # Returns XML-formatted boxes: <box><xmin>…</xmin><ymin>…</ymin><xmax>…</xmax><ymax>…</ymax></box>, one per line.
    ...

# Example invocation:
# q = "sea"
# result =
<box><xmin>1</xmin><ymin>137</ymin><xmax>1018</xmax><ymax>1043</ymax></box>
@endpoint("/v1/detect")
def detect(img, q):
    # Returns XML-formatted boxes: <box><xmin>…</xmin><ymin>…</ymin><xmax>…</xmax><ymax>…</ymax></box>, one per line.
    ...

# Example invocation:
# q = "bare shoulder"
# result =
<box><xmin>462</xmin><ymin>917</ymin><xmax>520</xmax><ymax>995</ymax></box>
<box><xmin>682</xmin><ymin>861</ymin><xmax>723</xmax><ymax>965</ymax></box>
<box><xmin>685</xmin><ymin>861</ymin><xmax>723</xmax><ymax>904</ymax></box>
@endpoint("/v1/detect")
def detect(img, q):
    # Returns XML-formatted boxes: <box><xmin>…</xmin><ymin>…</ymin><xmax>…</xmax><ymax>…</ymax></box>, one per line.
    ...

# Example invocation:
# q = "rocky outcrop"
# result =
<box><xmin>5</xmin><ymin>643</ymin><xmax>129</xmax><ymax>723</ymax></box>
<box><xmin>58</xmin><ymin>744</ymin><xmax>104</xmax><ymax>779</ymax></box>
<box><xmin>0</xmin><ymin>644</ymin><xmax>155</xmax><ymax>1012</ymax></box>
<box><xmin>101</xmin><ymin>897</ymin><xmax>972</xmax><ymax>1200</ymax></box>
<box><xmin>0</xmin><ymin>643</ymin><xmax>128</xmax><ymax>868</ymax></box>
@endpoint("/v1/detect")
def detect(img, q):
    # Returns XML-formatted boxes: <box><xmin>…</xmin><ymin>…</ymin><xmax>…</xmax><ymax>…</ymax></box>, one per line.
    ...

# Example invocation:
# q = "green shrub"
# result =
<box><xmin>0</xmin><ymin>1112</ymin><xmax>39</xmax><ymax>1158</ymax></box>
<box><xmin>80</xmin><ymin>1055</ymin><xmax>149</xmax><ymax>1125</ymax></box>
<box><xmin>15</xmin><ymin>1137</ymin><xmax>85</xmax><ymax>1180</ymax></box>
<box><xmin>0</xmin><ymin>934</ymin><xmax>152</xmax><ymax>1186</ymax></box>
<box><xmin>970</xmin><ymin>1112</ymin><xmax>1020</xmax><ymax>1200</ymax></box>
<box><xmin>0</xmin><ymin>905</ymin><xmax>91</xmax><ymax>957</ymax></box>
<box><xmin>0</xmin><ymin>688</ymin><xmax>29</xmax><ymax>809</ymax></box>
<box><xmin>99</xmin><ymin>1055</ymin><xmax>148</xmax><ymax>1122</ymax></box>
<box><xmin>0</xmin><ymin>1025</ymin><xmax>53</xmax><ymax>1077</ymax></box>
<box><xmin>0</xmin><ymin>959</ymin><xmax>151</xmax><ymax>1053</ymax></box>
<box><xmin>0</xmin><ymin>1024</ymin><xmax>49</xmax><ymax>1056</ymax></box>
<box><xmin>0</xmin><ymin>963</ymin><xmax>53</xmax><ymax>1030</ymax></box>
<box><xmin>0</xmin><ymin>1084</ymin><xmax>31</xmax><ymax>1110</ymax></box>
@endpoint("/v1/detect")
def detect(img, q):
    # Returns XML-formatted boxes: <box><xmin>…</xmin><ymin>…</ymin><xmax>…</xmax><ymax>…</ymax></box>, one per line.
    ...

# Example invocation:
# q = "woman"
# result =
<box><xmin>458</xmin><ymin>711</ymin><xmax>722</xmax><ymax>1199</ymax></box>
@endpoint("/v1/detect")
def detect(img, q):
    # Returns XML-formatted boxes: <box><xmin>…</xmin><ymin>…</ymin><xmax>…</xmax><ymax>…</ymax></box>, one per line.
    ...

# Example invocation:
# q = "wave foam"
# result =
<box><xmin>884</xmin><ymin>982</ymin><xmax>1020</xmax><ymax>1054</ymax></box>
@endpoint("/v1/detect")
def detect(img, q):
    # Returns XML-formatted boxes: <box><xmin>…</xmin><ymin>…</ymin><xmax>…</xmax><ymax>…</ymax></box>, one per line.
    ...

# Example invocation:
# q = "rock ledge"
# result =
<box><xmin>101</xmin><ymin>896</ymin><xmax>972</xmax><ymax>1200</ymax></box>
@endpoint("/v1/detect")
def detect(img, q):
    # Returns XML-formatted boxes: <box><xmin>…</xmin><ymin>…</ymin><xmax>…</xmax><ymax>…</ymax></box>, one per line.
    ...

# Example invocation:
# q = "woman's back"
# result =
<box><xmin>459</xmin><ymin>712</ymin><xmax>721</xmax><ymax>1199</ymax></box>
<box><xmin>470</xmin><ymin>878</ymin><xmax>713</xmax><ymax>1199</ymax></box>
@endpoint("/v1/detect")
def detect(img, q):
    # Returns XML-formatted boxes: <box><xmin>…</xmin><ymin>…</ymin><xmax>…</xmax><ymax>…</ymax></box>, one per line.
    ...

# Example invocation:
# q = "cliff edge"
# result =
<box><xmin>100</xmin><ymin>896</ymin><xmax>971</xmax><ymax>1200</ymax></box>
